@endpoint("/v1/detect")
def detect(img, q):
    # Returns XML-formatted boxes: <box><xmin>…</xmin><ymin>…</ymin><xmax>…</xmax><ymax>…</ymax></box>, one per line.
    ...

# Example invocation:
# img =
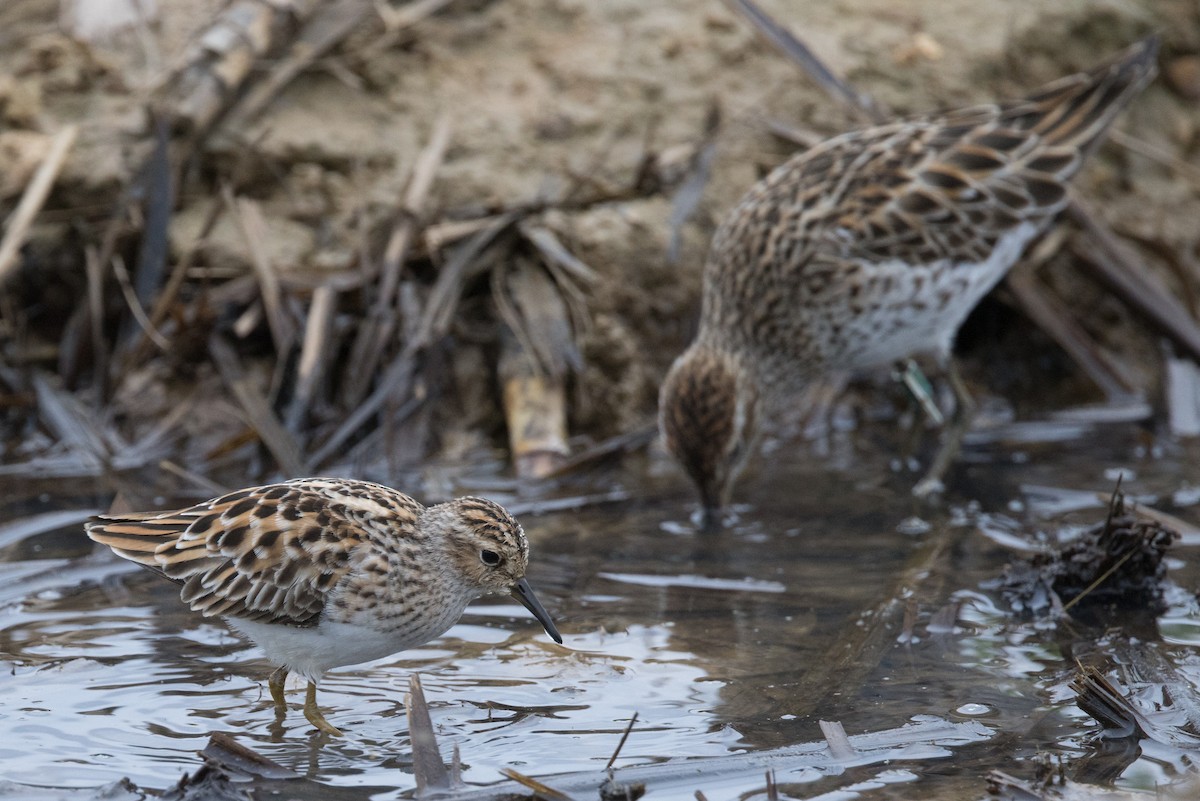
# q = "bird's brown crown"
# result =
<box><xmin>659</xmin><ymin>344</ymin><xmax>760</xmax><ymax>522</ymax></box>
<box><xmin>429</xmin><ymin>496</ymin><xmax>530</xmax><ymax>592</ymax></box>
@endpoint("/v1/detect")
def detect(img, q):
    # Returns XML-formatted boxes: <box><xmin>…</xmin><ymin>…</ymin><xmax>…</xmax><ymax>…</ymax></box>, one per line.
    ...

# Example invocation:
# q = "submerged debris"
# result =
<box><xmin>989</xmin><ymin>747</ymin><xmax>1200</xmax><ymax>800</ymax></box>
<box><xmin>988</xmin><ymin>766</ymin><xmax>1145</xmax><ymax>801</ymax></box>
<box><xmin>78</xmin><ymin>716</ymin><xmax>991</xmax><ymax>801</ymax></box>
<box><xmin>600</xmin><ymin>712</ymin><xmax>646</xmax><ymax>801</ymax></box>
<box><xmin>598</xmin><ymin>776</ymin><xmax>646</xmax><ymax>801</ymax></box>
<box><xmin>199</xmin><ymin>732</ymin><xmax>299</xmax><ymax>780</ymax></box>
<box><xmin>999</xmin><ymin>490</ymin><xmax>1178</xmax><ymax>623</ymax></box>
<box><xmin>159</xmin><ymin>763</ymin><xmax>255</xmax><ymax>801</ymax></box>
<box><xmin>1070</xmin><ymin>664</ymin><xmax>1200</xmax><ymax>748</ymax></box>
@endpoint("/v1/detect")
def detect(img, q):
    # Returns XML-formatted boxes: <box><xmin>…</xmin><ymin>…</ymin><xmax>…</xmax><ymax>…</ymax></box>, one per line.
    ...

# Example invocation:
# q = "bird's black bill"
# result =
<box><xmin>510</xmin><ymin>578</ymin><xmax>563</xmax><ymax>644</ymax></box>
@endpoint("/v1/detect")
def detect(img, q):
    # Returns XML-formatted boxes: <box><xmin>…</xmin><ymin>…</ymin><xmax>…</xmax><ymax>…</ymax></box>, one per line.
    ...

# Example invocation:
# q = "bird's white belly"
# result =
<box><xmin>228</xmin><ymin>618</ymin><xmax>429</xmax><ymax>683</ymax></box>
<box><xmin>832</xmin><ymin>222</ymin><xmax>1039</xmax><ymax>369</ymax></box>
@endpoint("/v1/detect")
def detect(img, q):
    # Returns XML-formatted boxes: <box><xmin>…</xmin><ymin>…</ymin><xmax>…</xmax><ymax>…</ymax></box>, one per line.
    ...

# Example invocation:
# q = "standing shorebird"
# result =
<box><xmin>660</xmin><ymin>37</ymin><xmax>1159</xmax><ymax>527</ymax></box>
<box><xmin>86</xmin><ymin>478</ymin><xmax>562</xmax><ymax>736</ymax></box>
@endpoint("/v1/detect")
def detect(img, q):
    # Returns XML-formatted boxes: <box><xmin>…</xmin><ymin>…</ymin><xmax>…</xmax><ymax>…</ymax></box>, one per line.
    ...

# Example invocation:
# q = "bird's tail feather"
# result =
<box><xmin>1019</xmin><ymin>35</ymin><xmax>1159</xmax><ymax>154</ymax></box>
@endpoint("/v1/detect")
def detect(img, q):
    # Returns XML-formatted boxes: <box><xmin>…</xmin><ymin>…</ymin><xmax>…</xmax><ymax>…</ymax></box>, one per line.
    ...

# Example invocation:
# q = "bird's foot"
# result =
<box><xmin>905</xmin><ymin>356</ymin><xmax>975</xmax><ymax>498</ymax></box>
<box><xmin>304</xmin><ymin>682</ymin><xmax>344</xmax><ymax>737</ymax></box>
<box><xmin>268</xmin><ymin>666</ymin><xmax>288</xmax><ymax>714</ymax></box>
<box><xmin>895</xmin><ymin>359</ymin><xmax>945</xmax><ymax>426</ymax></box>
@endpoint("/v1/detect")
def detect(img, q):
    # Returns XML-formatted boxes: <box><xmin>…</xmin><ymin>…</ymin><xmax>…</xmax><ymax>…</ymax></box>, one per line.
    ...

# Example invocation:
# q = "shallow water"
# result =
<box><xmin>2</xmin><ymin>422</ymin><xmax>1200</xmax><ymax>799</ymax></box>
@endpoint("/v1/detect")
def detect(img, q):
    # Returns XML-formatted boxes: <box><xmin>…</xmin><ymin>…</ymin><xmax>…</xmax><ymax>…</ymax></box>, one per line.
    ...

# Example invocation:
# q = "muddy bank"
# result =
<box><xmin>0</xmin><ymin>0</ymin><xmax>1198</xmax><ymax>493</ymax></box>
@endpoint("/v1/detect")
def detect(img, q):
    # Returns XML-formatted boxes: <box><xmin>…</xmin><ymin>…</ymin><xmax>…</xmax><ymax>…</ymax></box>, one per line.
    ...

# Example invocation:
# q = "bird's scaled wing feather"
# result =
<box><xmin>85</xmin><ymin>481</ymin><xmax>405</xmax><ymax>626</ymax></box>
<box><xmin>840</xmin><ymin>36</ymin><xmax>1158</xmax><ymax>268</ymax></box>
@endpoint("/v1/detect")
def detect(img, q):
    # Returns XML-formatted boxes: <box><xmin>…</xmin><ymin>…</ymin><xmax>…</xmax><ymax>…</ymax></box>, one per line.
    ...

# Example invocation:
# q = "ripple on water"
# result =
<box><xmin>4</xmin><ymin>436</ymin><xmax>1200</xmax><ymax>797</ymax></box>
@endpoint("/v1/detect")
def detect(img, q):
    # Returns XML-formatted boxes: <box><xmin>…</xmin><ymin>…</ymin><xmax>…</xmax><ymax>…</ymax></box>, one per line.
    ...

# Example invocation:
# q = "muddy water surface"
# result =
<box><xmin>2</xmin><ymin>423</ymin><xmax>1200</xmax><ymax>799</ymax></box>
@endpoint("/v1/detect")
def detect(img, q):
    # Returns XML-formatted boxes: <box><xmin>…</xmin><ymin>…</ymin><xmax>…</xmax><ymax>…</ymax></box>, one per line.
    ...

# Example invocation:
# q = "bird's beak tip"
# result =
<box><xmin>510</xmin><ymin>578</ymin><xmax>563</xmax><ymax>645</ymax></box>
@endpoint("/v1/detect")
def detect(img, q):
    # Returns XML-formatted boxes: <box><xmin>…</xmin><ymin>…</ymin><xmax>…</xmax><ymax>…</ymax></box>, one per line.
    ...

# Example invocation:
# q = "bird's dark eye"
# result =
<box><xmin>480</xmin><ymin>549</ymin><xmax>501</xmax><ymax>566</ymax></box>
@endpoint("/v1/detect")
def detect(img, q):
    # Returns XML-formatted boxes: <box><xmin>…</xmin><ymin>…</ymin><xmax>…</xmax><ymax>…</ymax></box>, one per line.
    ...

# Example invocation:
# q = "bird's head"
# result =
<box><xmin>659</xmin><ymin>344</ymin><xmax>761</xmax><ymax>530</ymax></box>
<box><xmin>430</xmin><ymin>497</ymin><xmax>562</xmax><ymax>643</ymax></box>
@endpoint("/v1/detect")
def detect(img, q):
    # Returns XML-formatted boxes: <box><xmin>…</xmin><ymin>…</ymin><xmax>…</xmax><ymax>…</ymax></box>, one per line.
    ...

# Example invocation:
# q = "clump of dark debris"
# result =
<box><xmin>999</xmin><ymin>490</ymin><xmax>1179</xmax><ymax>624</ymax></box>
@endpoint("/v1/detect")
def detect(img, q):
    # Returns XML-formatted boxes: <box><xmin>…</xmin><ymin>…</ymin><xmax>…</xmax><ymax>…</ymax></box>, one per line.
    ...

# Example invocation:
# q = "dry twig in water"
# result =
<box><xmin>406</xmin><ymin>673</ymin><xmax>453</xmax><ymax>796</ymax></box>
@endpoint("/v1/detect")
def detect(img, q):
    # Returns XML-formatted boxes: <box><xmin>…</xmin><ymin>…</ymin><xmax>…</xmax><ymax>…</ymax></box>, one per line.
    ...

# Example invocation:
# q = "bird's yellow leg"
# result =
<box><xmin>913</xmin><ymin>358</ymin><xmax>976</xmax><ymax>498</ymax></box>
<box><xmin>303</xmin><ymin>681</ymin><xmax>344</xmax><ymax>737</ymax></box>
<box><xmin>268</xmin><ymin>667</ymin><xmax>288</xmax><ymax>713</ymax></box>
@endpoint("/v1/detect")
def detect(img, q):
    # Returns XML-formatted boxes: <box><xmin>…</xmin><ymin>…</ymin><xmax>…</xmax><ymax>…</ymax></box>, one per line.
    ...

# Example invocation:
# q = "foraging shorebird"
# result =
<box><xmin>86</xmin><ymin>478</ymin><xmax>562</xmax><ymax>736</ymax></box>
<box><xmin>660</xmin><ymin>37</ymin><xmax>1159</xmax><ymax>527</ymax></box>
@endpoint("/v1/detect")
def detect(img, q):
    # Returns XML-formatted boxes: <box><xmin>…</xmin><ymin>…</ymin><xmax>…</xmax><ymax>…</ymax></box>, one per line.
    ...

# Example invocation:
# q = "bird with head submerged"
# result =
<box><xmin>86</xmin><ymin>477</ymin><xmax>562</xmax><ymax>736</ymax></box>
<box><xmin>659</xmin><ymin>36</ymin><xmax>1159</xmax><ymax>529</ymax></box>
